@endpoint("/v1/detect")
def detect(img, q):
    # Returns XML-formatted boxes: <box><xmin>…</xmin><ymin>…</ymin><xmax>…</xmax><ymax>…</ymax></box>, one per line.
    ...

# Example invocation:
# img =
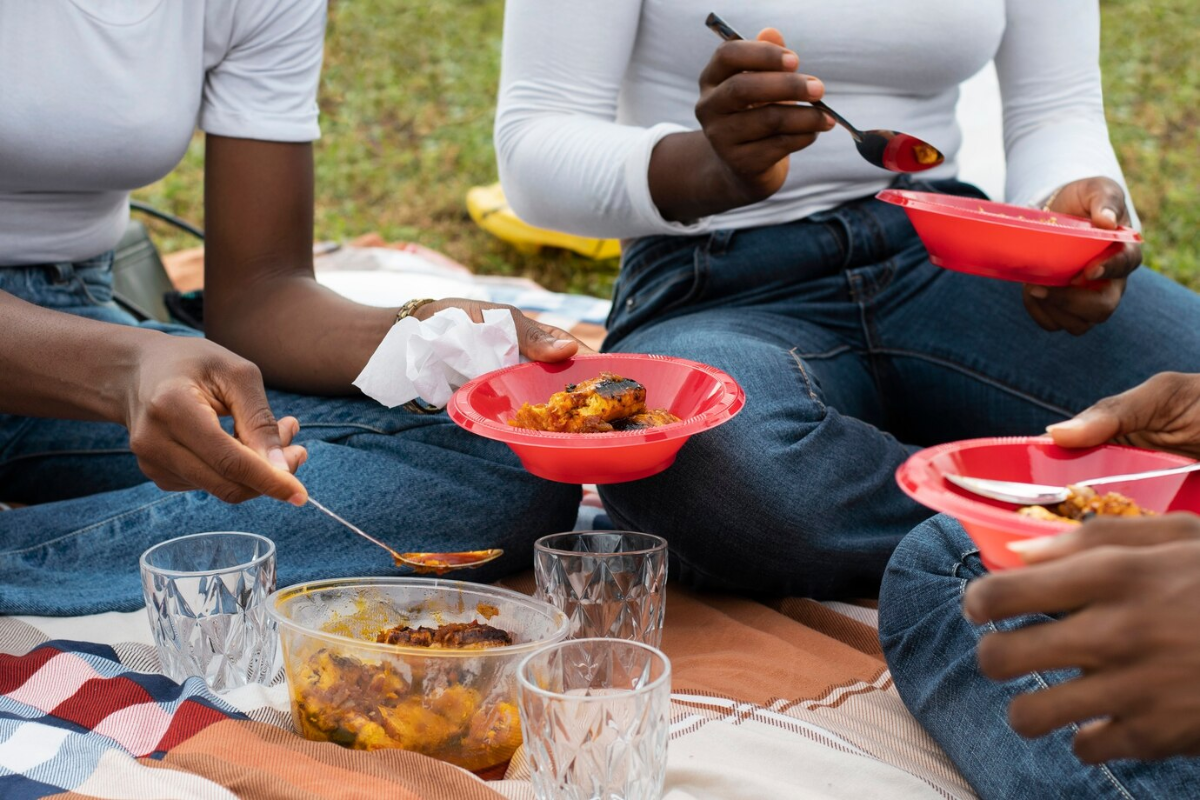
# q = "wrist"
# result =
<box><xmin>102</xmin><ymin>327</ymin><xmax>162</xmax><ymax>426</ymax></box>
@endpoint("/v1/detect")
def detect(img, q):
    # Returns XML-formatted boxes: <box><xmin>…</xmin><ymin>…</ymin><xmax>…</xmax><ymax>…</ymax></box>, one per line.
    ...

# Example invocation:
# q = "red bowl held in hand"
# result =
<box><xmin>448</xmin><ymin>354</ymin><xmax>744</xmax><ymax>485</ymax></box>
<box><xmin>896</xmin><ymin>436</ymin><xmax>1200</xmax><ymax>571</ymax></box>
<box><xmin>877</xmin><ymin>189</ymin><xmax>1142</xmax><ymax>287</ymax></box>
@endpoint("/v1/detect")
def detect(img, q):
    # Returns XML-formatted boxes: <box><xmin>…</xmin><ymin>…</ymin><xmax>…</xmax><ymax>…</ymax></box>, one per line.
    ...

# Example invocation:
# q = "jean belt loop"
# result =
<box><xmin>47</xmin><ymin>262</ymin><xmax>74</xmax><ymax>284</ymax></box>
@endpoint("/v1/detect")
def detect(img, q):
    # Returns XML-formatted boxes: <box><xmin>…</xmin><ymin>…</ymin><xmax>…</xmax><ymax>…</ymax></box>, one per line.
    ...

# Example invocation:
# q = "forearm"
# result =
<box><xmin>205</xmin><ymin>274</ymin><xmax>393</xmax><ymax>395</ymax></box>
<box><xmin>0</xmin><ymin>290</ymin><xmax>141</xmax><ymax>422</ymax></box>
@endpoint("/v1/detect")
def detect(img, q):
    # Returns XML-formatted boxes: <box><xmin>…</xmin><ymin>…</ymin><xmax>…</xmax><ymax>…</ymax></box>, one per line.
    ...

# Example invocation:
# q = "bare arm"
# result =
<box><xmin>0</xmin><ymin>290</ymin><xmax>143</xmax><ymax>421</ymax></box>
<box><xmin>202</xmin><ymin>135</ymin><xmax>395</xmax><ymax>395</ymax></box>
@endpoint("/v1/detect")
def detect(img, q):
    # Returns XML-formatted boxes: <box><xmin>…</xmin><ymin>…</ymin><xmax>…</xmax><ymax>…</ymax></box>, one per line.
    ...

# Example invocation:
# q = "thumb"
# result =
<box><xmin>1046</xmin><ymin>377</ymin><xmax>1170</xmax><ymax>449</ymax></box>
<box><xmin>515</xmin><ymin>314</ymin><xmax>578</xmax><ymax>363</ymax></box>
<box><xmin>1084</xmin><ymin>178</ymin><xmax>1127</xmax><ymax>230</ymax></box>
<box><xmin>222</xmin><ymin>368</ymin><xmax>307</xmax><ymax>503</ymax></box>
<box><xmin>757</xmin><ymin>27</ymin><xmax>787</xmax><ymax>48</ymax></box>
<box><xmin>1046</xmin><ymin>404</ymin><xmax>1122</xmax><ymax>449</ymax></box>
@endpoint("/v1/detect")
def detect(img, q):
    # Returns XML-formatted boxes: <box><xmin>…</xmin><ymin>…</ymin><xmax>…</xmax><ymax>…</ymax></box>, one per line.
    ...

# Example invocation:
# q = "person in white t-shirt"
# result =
<box><xmin>494</xmin><ymin>1</ymin><xmax>1200</xmax><ymax>600</ymax></box>
<box><xmin>0</xmin><ymin>1</ymin><xmax>584</xmax><ymax>615</ymax></box>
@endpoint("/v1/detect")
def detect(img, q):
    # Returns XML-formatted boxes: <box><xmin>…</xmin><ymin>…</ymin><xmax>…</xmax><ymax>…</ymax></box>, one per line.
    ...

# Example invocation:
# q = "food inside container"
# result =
<box><xmin>267</xmin><ymin>578</ymin><xmax>569</xmax><ymax>772</ymax></box>
<box><xmin>1017</xmin><ymin>485</ymin><xmax>1154</xmax><ymax>524</ymax></box>
<box><xmin>508</xmin><ymin>372</ymin><xmax>681</xmax><ymax>433</ymax></box>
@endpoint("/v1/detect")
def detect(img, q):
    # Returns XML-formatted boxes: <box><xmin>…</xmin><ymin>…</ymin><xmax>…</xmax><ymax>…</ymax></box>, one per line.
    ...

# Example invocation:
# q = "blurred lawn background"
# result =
<box><xmin>135</xmin><ymin>0</ymin><xmax>1199</xmax><ymax>297</ymax></box>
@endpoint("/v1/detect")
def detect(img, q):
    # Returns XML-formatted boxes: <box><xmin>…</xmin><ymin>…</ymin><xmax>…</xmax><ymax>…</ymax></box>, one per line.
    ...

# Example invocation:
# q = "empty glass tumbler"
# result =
<box><xmin>534</xmin><ymin>532</ymin><xmax>668</xmax><ymax>647</ymax></box>
<box><xmin>140</xmin><ymin>532</ymin><xmax>278</xmax><ymax>693</ymax></box>
<box><xmin>518</xmin><ymin>638</ymin><xmax>671</xmax><ymax>800</ymax></box>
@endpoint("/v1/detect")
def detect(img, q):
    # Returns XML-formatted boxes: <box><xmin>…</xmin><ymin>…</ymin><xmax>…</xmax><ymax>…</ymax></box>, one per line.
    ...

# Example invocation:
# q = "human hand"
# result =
<box><xmin>413</xmin><ymin>298</ymin><xmax>593</xmax><ymax>362</ymax></box>
<box><xmin>694</xmin><ymin>28</ymin><xmax>835</xmax><ymax>206</ymax></box>
<box><xmin>964</xmin><ymin>514</ymin><xmax>1200</xmax><ymax>762</ymax></box>
<box><xmin>1046</xmin><ymin>372</ymin><xmax>1200</xmax><ymax>459</ymax></box>
<box><xmin>123</xmin><ymin>334</ymin><xmax>308</xmax><ymax>505</ymax></box>
<box><xmin>1022</xmin><ymin>177</ymin><xmax>1141</xmax><ymax>336</ymax></box>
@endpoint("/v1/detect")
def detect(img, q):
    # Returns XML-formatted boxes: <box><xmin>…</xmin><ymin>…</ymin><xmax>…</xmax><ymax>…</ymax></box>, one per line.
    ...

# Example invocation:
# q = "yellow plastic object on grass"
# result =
<box><xmin>467</xmin><ymin>182</ymin><xmax>621</xmax><ymax>261</ymax></box>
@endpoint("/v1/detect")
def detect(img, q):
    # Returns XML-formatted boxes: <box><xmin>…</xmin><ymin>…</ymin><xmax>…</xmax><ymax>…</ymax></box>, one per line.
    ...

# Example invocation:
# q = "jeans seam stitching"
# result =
<box><xmin>290</xmin><ymin>422</ymin><xmax>393</xmax><ymax>435</ymax></box>
<box><xmin>0</xmin><ymin>493</ymin><xmax>179</xmax><ymax>556</ymax></box>
<box><xmin>794</xmin><ymin>345</ymin><xmax>856</xmax><ymax>361</ymax></box>
<box><xmin>788</xmin><ymin>348</ymin><xmax>826</xmax><ymax>407</ymax></box>
<box><xmin>867</xmin><ymin>348</ymin><xmax>1075</xmax><ymax>416</ymax></box>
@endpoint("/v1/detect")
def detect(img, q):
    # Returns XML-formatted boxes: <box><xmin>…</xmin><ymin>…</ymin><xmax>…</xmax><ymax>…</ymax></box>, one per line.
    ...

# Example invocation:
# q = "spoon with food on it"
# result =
<box><xmin>705</xmin><ymin>13</ymin><xmax>944</xmax><ymax>174</ymax></box>
<box><xmin>307</xmin><ymin>497</ymin><xmax>503</xmax><ymax>573</ymax></box>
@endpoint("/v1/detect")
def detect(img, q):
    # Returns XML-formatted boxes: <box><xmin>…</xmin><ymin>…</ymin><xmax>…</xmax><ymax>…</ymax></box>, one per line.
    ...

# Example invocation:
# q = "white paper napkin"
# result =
<box><xmin>353</xmin><ymin>307</ymin><xmax>519</xmax><ymax>408</ymax></box>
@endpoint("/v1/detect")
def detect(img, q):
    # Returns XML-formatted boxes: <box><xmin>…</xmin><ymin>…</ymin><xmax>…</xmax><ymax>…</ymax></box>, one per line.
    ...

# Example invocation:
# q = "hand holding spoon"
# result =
<box><xmin>705</xmin><ymin>13</ymin><xmax>944</xmax><ymax>174</ymax></box>
<box><xmin>307</xmin><ymin>497</ymin><xmax>503</xmax><ymax>573</ymax></box>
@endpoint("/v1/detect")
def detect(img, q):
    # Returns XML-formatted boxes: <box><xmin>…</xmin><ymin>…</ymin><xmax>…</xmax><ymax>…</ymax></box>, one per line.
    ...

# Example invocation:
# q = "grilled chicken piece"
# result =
<box><xmin>376</xmin><ymin>621</ymin><xmax>513</xmax><ymax>649</ymax></box>
<box><xmin>509</xmin><ymin>372</ymin><xmax>647</xmax><ymax>433</ymax></box>
<box><xmin>610</xmin><ymin>408</ymin><xmax>681</xmax><ymax>431</ymax></box>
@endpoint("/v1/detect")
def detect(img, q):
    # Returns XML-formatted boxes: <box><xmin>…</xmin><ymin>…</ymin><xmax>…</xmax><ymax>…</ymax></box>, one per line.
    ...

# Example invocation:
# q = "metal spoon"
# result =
<box><xmin>946</xmin><ymin>462</ymin><xmax>1200</xmax><ymax>506</ymax></box>
<box><xmin>705</xmin><ymin>13</ymin><xmax>945</xmax><ymax>174</ymax></box>
<box><xmin>307</xmin><ymin>497</ymin><xmax>503</xmax><ymax>573</ymax></box>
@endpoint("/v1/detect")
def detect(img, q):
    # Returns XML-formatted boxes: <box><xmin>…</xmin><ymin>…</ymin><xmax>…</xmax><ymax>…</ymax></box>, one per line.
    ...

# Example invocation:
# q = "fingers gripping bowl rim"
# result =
<box><xmin>896</xmin><ymin>436</ymin><xmax>1199</xmax><ymax>571</ymax></box>
<box><xmin>876</xmin><ymin>189</ymin><xmax>1142</xmax><ymax>287</ymax></box>
<box><xmin>448</xmin><ymin>354</ymin><xmax>745</xmax><ymax>484</ymax></box>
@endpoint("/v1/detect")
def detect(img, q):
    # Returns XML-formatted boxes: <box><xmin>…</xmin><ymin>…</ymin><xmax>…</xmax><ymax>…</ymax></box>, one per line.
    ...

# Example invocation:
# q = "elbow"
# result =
<box><xmin>493</xmin><ymin>113</ymin><xmax>556</xmax><ymax>231</ymax></box>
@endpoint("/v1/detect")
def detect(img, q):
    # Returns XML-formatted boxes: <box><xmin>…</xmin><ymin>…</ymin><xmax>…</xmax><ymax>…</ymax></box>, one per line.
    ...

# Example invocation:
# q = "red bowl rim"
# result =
<box><xmin>876</xmin><ymin>189</ymin><xmax>1143</xmax><ymax>244</ymax></box>
<box><xmin>895</xmin><ymin>435</ymin><xmax>1194</xmax><ymax>533</ymax></box>
<box><xmin>447</xmin><ymin>353</ymin><xmax>746</xmax><ymax>448</ymax></box>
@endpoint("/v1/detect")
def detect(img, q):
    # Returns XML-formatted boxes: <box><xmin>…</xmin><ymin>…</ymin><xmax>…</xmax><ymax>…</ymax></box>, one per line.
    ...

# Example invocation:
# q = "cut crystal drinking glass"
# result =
<box><xmin>518</xmin><ymin>638</ymin><xmax>671</xmax><ymax>800</ymax></box>
<box><xmin>534</xmin><ymin>532</ymin><xmax>667</xmax><ymax>647</ymax></box>
<box><xmin>140</xmin><ymin>532</ymin><xmax>277</xmax><ymax>694</ymax></box>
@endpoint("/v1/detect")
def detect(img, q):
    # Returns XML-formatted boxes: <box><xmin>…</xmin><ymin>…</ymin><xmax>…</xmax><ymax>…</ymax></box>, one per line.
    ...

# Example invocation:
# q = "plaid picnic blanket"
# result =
<box><xmin>0</xmin><ymin>573</ymin><xmax>978</xmax><ymax>800</ymax></box>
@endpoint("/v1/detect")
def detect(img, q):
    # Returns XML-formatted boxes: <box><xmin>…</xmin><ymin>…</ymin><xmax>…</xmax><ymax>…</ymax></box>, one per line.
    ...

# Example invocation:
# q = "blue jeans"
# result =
<box><xmin>601</xmin><ymin>178</ymin><xmax>1200</xmax><ymax>598</ymax></box>
<box><xmin>0</xmin><ymin>255</ymin><xmax>581</xmax><ymax>615</ymax></box>
<box><xmin>879</xmin><ymin>516</ymin><xmax>1200</xmax><ymax>798</ymax></box>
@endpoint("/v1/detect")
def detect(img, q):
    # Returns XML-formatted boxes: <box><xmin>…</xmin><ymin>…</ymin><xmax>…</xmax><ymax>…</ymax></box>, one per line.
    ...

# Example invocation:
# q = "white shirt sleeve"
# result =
<box><xmin>494</xmin><ymin>0</ymin><xmax>709</xmax><ymax>239</ymax></box>
<box><xmin>199</xmin><ymin>0</ymin><xmax>327</xmax><ymax>143</ymax></box>
<box><xmin>995</xmin><ymin>0</ymin><xmax>1131</xmax><ymax>213</ymax></box>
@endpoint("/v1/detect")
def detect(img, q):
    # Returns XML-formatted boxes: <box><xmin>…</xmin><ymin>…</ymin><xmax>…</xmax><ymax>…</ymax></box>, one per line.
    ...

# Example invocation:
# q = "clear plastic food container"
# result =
<box><xmin>267</xmin><ymin>577</ymin><xmax>569</xmax><ymax>772</ymax></box>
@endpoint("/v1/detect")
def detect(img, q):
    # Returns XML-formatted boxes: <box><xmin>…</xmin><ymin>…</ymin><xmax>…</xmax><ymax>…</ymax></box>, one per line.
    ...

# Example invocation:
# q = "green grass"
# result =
<box><xmin>134</xmin><ymin>0</ymin><xmax>1200</xmax><ymax>295</ymax></box>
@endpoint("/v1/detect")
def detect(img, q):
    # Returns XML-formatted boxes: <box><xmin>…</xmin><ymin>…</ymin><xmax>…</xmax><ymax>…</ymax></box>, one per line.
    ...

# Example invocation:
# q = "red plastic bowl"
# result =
<box><xmin>896</xmin><ymin>436</ymin><xmax>1200</xmax><ymax>571</ymax></box>
<box><xmin>877</xmin><ymin>189</ymin><xmax>1142</xmax><ymax>286</ymax></box>
<box><xmin>448</xmin><ymin>354</ymin><xmax>745</xmax><ymax>485</ymax></box>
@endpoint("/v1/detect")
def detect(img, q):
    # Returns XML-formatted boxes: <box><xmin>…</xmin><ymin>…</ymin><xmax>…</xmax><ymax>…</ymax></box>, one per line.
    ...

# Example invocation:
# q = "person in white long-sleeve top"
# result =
<box><xmin>494</xmin><ymin>1</ymin><xmax>1200</xmax><ymax>602</ymax></box>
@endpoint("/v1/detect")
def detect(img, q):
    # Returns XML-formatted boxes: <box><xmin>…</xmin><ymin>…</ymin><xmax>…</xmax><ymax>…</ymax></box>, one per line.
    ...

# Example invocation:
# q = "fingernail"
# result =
<box><xmin>553</xmin><ymin>338</ymin><xmax>574</xmax><ymax>349</ymax></box>
<box><xmin>288</xmin><ymin>492</ymin><xmax>307</xmax><ymax>507</ymax></box>
<box><xmin>1100</xmin><ymin>208</ymin><xmax>1118</xmax><ymax>224</ymax></box>
<box><xmin>824</xmin><ymin>113</ymin><xmax>836</xmax><ymax>129</ymax></box>
<box><xmin>268</xmin><ymin>448</ymin><xmax>289</xmax><ymax>471</ymax></box>
<box><xmin>1046</xmin><ymin>417</ymin><xmax>1086</xmax><ymax>433</ymax></box>
<box><xmin>1086</xmin><ymin>264</ymin><xmax>1106</xmax><ymax>281</ymax></box>
<box><xmin>807</xmin><ymin>78</ymin><xmax>824</xmax><ymax>97</ymax></box>
<box><xmin>782</xmin><ymin>52</ymin><xmax>799</xmax><ymax>70</ymax></box>
<box><xmin>1029</xmin><ymin>286</ymin><xmax>1049</xmax><ymax>299</ymax></box>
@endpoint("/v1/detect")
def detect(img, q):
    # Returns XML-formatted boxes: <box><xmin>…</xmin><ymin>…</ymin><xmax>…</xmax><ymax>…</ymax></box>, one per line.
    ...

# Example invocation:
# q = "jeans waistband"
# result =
<box><xmin>0</xmin><ymin>252</ymin><xmax>116</xmax><ymax>307</ymax></box>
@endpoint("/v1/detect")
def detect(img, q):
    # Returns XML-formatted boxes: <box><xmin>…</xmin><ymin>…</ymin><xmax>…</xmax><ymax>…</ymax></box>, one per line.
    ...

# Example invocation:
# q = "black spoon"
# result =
<box><xmin>705</xmin><ymin>13</ymin><xmax>945</xmax><ymax>174</ymax></box>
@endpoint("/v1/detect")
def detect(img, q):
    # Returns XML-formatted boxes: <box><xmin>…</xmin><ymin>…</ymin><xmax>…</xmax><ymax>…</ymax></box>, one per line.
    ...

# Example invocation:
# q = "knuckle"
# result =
<box><xmin>213</xmin><ymin>450</ymin><xmax>250</xmax><ymax>484</ymax></box>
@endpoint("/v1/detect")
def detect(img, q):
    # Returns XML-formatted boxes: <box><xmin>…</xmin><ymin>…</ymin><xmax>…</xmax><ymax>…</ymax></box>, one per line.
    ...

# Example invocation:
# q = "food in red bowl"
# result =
<box><xmin>876</xmin><ymin>189</ymin><xmax>1142</xmax><ymax>286</ymax></box>
<box><xmin>448</xmin><ymin>354</ymin><xmax>744</xmax><ymax>484</ymax></box>
<box><xmin>896</xmin><ymin>436</ymin><xmax>1200</xmax><ymax>570</ymax></box>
